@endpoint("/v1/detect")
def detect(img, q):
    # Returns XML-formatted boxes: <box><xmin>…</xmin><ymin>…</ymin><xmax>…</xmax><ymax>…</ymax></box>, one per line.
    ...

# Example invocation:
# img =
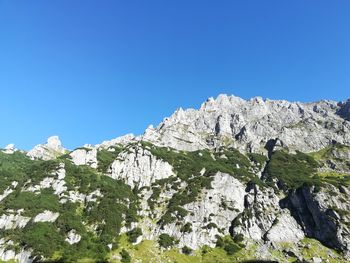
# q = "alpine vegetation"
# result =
<box><xmin>1</xmin><ymin>94</ymin><xmax>350</xmax><ymax>263</ymax></box>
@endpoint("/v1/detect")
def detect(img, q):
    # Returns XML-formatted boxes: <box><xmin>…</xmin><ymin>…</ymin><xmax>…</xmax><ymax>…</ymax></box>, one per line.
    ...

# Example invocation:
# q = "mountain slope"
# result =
<box><xmin>0</xmin><ymin>94</ymin><xmax>349</xmax><ymax>263</ymax></box>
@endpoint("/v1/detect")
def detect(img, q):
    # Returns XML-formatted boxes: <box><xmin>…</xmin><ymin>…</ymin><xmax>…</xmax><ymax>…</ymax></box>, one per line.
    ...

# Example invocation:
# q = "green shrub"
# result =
<box><xmin>3</xmin><ymin>189</ymin><xmax>60</xmax><ymax>217</ymax></box>
<box><xmin>204</xmin><ymin>222</ymin><xmax>218</xmax><ymax>229</ymax></box>
<box><xmin>20</xmin><ymin>222</ymin><xmax>64</xmax><ymax>258</ymax></box>
<box><xmin>247</xmin><ymin>153</ymin><xmax>268</xmax><ymax>169</ymax></box>
<box><xmin>158</xmin><ymin>233</ymin><xmax>175</xmax><ymax>249</ymax></box>
<box><xmin>120</xmin><ymin>249</ymin><xmax>131</xmax><ymax>263</ymax></box>
<box><xmin>182</xmin><ymin>246</ymin><xmax>192</xmax><ymax>255</ymax></box>
<box><xmin>216</xmin><ymin>235</ymin><xmax>225</xmax><ymax>248</ymax></box>
<box><xmin>224</xmin><ymin>242</ymin><xmax>241</xmax><ymax>255</ymax></box>
<box><xmin>266</xmin><ymin>150</ymin><xmax>320</xmax><ymax>189</ymax></box>
<box><xmin>180</xmin><ymin>222</ymin><xmax>192</xmax><ymax>233</ymax></box>
<box><xmin>233</xmin><ymin>233</ymin><xmax>244</xmax><ymax>243</ymax></box>
<box><xmin>126</xmin><ymin>227</ymin><xmax>142</xmax><ymax>243</ymax></box>
<box><xmin>215</xmin><ymin>235</ymin><xmax>242</xmax><ymax>255</ymax></box>
<box><xmin>0</xmin><ymin>150</ymin><xmax>141</xmax><ymax>262</ymax></box>
<box><xmin>0</xmin><ymin>151</ymin><xmax>58</xmax><ymax>192</ymax></box>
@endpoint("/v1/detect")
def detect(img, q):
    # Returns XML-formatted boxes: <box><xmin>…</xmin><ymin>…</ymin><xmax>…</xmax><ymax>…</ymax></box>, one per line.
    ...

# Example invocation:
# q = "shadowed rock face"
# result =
<box><xmin>337</xmin><ymin>99</ymin><xmax>350</xmax><ymax>121</ymax></box>
<box><xmin>280</xmin><ymin>187</ymin><xmax>343</xmax><ymax>250</ymax></box>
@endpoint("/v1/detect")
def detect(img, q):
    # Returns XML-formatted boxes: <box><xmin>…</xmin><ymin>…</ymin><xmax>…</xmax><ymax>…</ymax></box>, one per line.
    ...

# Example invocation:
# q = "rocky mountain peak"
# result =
<box><xmin>46</xmin><ymin>136</ymin><xmax>62</xmax><ymax>150</ymax></box>
<box><xmin>142</xmin><ymin>94</ymin><xmax>350</xmax><ymax>153</ymax></box>
<box><xmin>26</xmin><ymin>135</ymin><xmax>66</xmax><ymax>160</ymax></box>
<box><xmin>200</xmin><ymin>94</ymin><xmax>245</xmax><ymax>111</ymax></box>
<box><xmin>1</xmin><ymin>144</ymin><xmax>17</xmax><ymax>155</ymax></box>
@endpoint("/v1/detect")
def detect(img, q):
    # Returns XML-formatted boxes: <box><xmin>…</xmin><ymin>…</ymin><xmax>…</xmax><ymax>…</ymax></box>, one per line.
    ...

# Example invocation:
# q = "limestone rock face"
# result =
<box><xmin>143</xmin><ymin>95</ymin><xmax>350</xmax><ymax>153</ymax></box>
<box><xmin>23</xmin><ymin>163</ymin><xmax>67</xmax><ymax>197</ymax></box>
<box><xmin>139</xmin><ymin>172</ymin><xmax>246</xmax><ymax>250</ymax></box>
<box><xmin>231</xmin><ymin>184</ymin><xmax>305</xmax><ymax>246</ymax></box>
<box><xmin>0</xmin><ymin>214</ymin><xmax>30</xmax><ymax>230</ymax></box>
<box><xmin>2</xmin><ymin>144</ymin><xmax>16</xmax><ymax>154</ymax></box>
<box><xmin>109</xmin><ymin>145</ymin><xmax>174</xmax><ymax>188</ymax></box>
<box><xmin>0</xmin><ymin>239</ymin><xmax>32</xmax><ymax>263</ymax></box>
<box><xmin>175</xmin><ymin>172</ymin><xmax>246</xmax><ymax>249</ymax></box>
<box><xmin>281</xmin><ymin>185</ymin><xmax>350</xmax><ymax>255</ymax></box>
<box><xmin>70</xmin><ymin>148</ymin><xmax>97</xmax><ymax>168</ymax></box>
<box><xmin>0</xmin><ymin>181</ymin><xmax>18</xmax><ymax>202</ymax></box>
<box><xmin>27</xmin><ymin>136</ymin><xmax>66</xmax><ymax>160</ymax></box>
<box><xmin>33</xmin><ymin>210</ymin><xmax>59</xmax><ymax>223</ymax></box>
<box><xmin>97</xmin><ymin>133</ymin><xmax>138</xmax><ymax>149</ymax></box>
<box><xmin>265</xmin><ymin>211</ymin><xmax>305</xmax><ymax>242</ymax></box>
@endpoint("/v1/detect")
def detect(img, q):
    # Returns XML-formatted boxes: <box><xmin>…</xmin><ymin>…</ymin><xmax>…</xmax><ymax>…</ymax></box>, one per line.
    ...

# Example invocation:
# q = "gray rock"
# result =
<box><xmin>27</xmin><ymin>136</ymin><xmax>67</xmax><ymax>160</ymax></box>
<box><xmin>142</xmin><ymin>95</ymin><xmax>350</xmax><ymax>153</ymax></box>
<box><xmin>109</xmin><ymin>145</ymin><xmax>174</xmax><ymax>188</ymax></box>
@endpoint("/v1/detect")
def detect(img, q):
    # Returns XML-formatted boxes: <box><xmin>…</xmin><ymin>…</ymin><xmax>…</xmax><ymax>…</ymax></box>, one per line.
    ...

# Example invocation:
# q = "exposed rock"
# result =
<box><xmin>70</xmin><ymin>148</ymin><xmax>97</xmax><ymax>168</ymax></box>
<box><xmin>53</xmin><ymin>163</ymin><xmax>66</xmax><ymax>180</ymax></box>
<box><xmin>27</xmin><ymin>136</ymin><xmax>66</xmax><ymax>160</ymax></box>
<box><xmin>65</xmin><ymin>229</ymin><xmax>81</xmax><ymax>245</ymax></box>
<box><xmin>86</xmin><ymin>189</ymin><xmax>103</xmax><ymax>202</ymax></box>
<box><xmin>178</xmin><ymin>172</ymin><xmax>245</xmax><ymax>249</ymax></box>
<box><xmin>313</xmin><ymin>257</ymin><xmax>322</xmax><ymax>263</ymax></box>
<box><xmin>33</xmin><ymin>210</ymin><xmax>59</xmax><ymax>223</ymax></box>
<box><xmin>96</xmin><ymin>134</ymin><xmax>138</xmax><ymax>149</ymax></box>
<box><xmin>142</xmin><ymin>95</ymin><xmax>350</xmax><ymax>153</ymax></box>
<box><xmin>265</xmin><ymin>211</ymin><xmax>305</xmax><ymax>242</ymax></box>
<box><xmin>2</xmin><ymin>144</ymin><xmax>16</xmax><ymax>154</ymax></box>
<box><xmin>23</xmin><ymin>163</ymin><xmax>67</xmax><ymax>197</ymax></box>
<box><xmin>109</xmin><ymin>145</ymin><xmax>174</xmax><ymax>188</ymax></box>
<box><xmin>280</xmin><ymin>186</ymin><xmax>350</xmax><ymax>254</ymax></box>
<box><xmin>0</xmin><ymin>188</ymin><xmax>13</xmax><ymax>202</ymax></box>
<box><xmin>0</xmin><ymin>214</ymin><xmax>30</xmax><ymax>229</ymax></box>
<box><xmin>142</xmin><ymin>172</ymin><xmax>246</xmax><ymax>250</ymax></box>
<box><xmin>66</xmin><ymin>191</ymin><xmax>86</xmax><ymax>203</ymax></box>
<box><xmin>337</xmin><ymin>99</ymin><xmax>350</xmax><ymax>121</ymax></box>
<box><xmin>233</xmin><ymin>186</ymin><xmax>282</xmax><ymax>241</ymax></box>
<box><xmin>0</xmin><ymin>238</ymin><xmax>32</xmax><ymax>263</ymax></box>
<box><xmin>0</xmin><ymin>181</ymin><xmax>18</xmax><ymax>202</ymax></box>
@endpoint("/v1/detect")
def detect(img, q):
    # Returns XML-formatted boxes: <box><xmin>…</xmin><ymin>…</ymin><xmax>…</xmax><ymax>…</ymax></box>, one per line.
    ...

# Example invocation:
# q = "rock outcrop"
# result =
<box><xmin>70</xmin><ymin>147</ymin><xmax>97</xmax><ymax>168</ymax></box>
<box><xmin>109</xmin><ymin>145</ymin><xmax>175</xmax><ymax>188</ymax></box>
<box><xmin>33</xmin><ymin>210</ymin><xmax>59</xmax><ymax>223</ymax></box>
<box><xmin>0</xmin><ymin>213</ymin><xmax>30</xmax><ymax>230</ymax></box>
<box><xmin>2</xmin><ymin>144</ymin><xmax>16</xmax><ymax>154</ymax></box>
<box><xmin>281</xmin><ymin>185</ymin><xmax>350</xmax><ymax>254</ymax></box>
<box><xmin>0</xmin><ymin>238</ymin><xmax>32</xmax><ymax>263</ymax></box>
<box><xmin>65</xmin><ymin>229</ymin><xmax>81</xmax><ymax>245</ymax></box>
<box><xmin>163</xmin><ymin>172</ymin><xmax>246</xmax><ymax>249</ymax></box>
<box><xmin>27</xmin><ymin>136</ymin><xmax>66</xmax><ymax>160</ymax></box>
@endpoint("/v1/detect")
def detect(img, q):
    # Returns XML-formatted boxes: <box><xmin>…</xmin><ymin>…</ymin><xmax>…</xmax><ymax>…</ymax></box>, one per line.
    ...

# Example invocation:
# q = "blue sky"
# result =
<box><xmin>0</xmin><ymin>1</ymin><xmax>349</xmax><ymax>150</ymax></box>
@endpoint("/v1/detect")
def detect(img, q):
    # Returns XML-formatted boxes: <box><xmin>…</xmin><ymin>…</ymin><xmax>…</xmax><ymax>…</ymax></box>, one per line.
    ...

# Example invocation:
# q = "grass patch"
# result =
<box><xmin>318</xmin><ymin>171</ymin><xmax>350</xmax><ymax>187</ymax></box>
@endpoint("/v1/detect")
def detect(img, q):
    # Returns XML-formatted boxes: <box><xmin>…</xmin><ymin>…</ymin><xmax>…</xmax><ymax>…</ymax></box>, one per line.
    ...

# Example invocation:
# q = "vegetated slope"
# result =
<box><xmin>0</xmin><ymin>95</ymin><xmax>349</xmax><ymax>263</ymax></box>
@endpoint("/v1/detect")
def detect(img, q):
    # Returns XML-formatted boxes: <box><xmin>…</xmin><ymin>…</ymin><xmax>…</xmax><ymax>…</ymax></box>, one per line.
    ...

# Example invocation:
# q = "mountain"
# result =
<box><xmin>0</xmin><ymin>94</ymin><xmax>350</xmax><ymax>263</ymax></box>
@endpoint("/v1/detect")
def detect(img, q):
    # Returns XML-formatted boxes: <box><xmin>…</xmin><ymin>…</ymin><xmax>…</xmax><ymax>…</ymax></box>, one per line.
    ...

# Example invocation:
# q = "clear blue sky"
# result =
<box><xmin>0</xmin><ymin>1</ymin><xmax>349</xmax><ymax>150</ymax></box>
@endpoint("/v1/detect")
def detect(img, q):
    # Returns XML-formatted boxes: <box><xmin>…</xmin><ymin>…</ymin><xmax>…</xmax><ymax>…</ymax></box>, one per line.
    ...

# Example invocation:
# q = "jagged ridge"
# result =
<box><xmin>0</xmin><ymin>94</ymin><xmax>350</xmax><ymax>263</ymax></box>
